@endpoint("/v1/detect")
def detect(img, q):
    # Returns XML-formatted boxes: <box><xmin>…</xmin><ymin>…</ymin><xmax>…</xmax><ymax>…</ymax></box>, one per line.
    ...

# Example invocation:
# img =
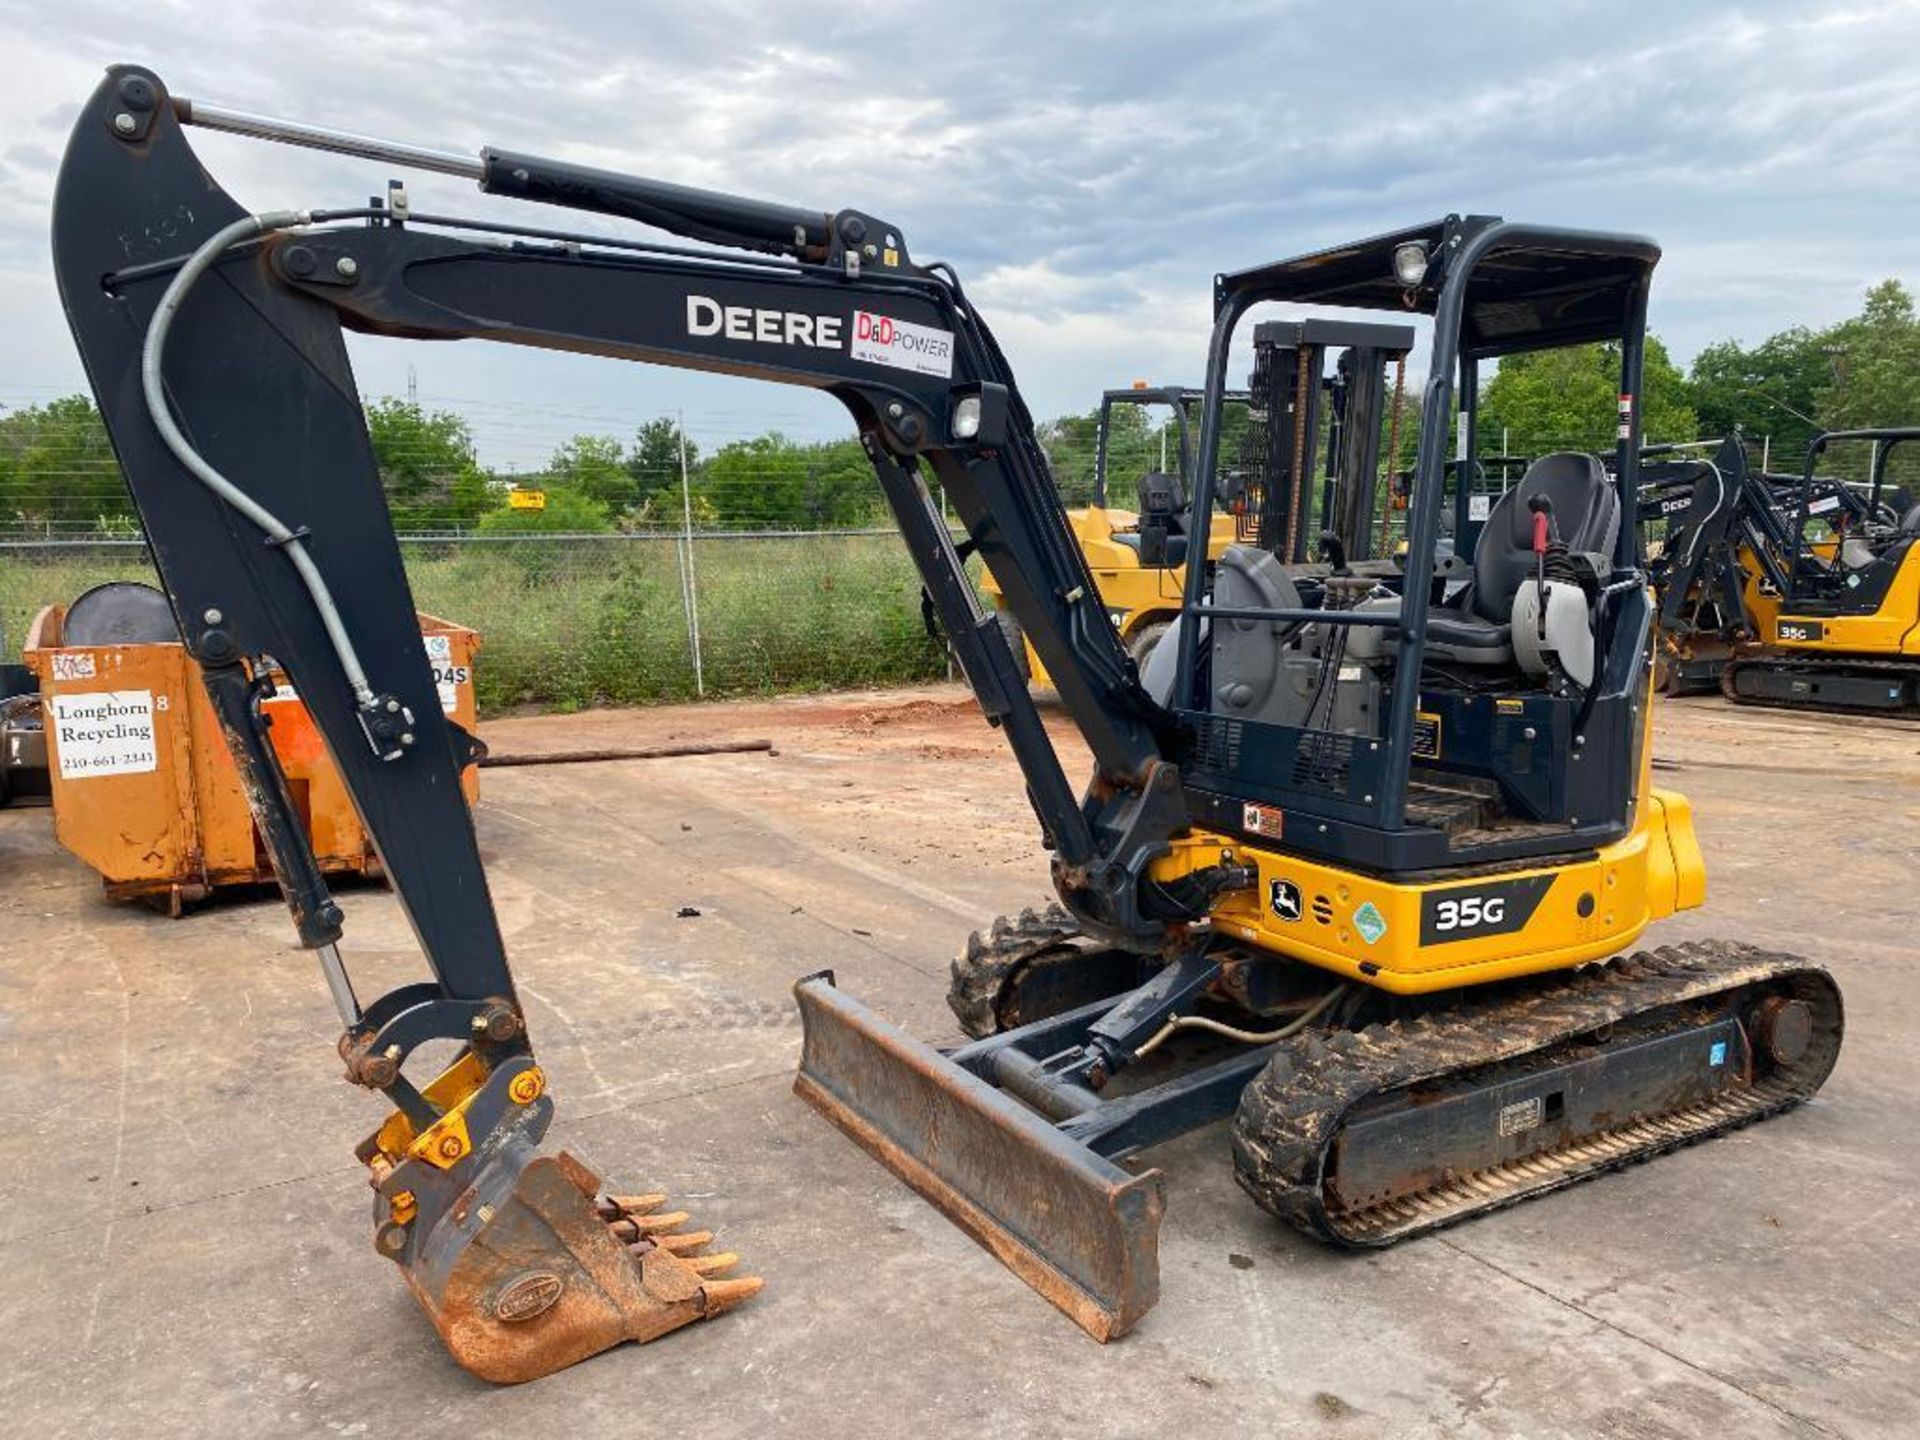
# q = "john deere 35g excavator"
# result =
<box><xmin>56</xmin><ymin>64</ymin><xmax>1840</xmax><ymax>1376</ymax></box>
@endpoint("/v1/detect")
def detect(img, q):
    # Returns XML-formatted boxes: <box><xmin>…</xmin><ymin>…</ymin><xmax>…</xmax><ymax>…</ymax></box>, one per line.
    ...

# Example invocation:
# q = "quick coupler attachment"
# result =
<box><xmin>360</xmin><ymin>1053</ymin><xmax>760</xmax><ymax>1383</ymax></box>
<box><xmin>792</xmin><ymin>972</ymin><xmax>1165</xmax><ymax>1340</ymax></box>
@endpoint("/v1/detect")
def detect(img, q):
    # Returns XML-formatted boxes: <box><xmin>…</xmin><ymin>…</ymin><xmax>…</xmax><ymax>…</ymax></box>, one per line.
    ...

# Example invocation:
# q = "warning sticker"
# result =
<box><xmin>1468</xmin><ymin>494</ymin><xmax>1492</xmax><ymax>523</ymax></box>
<box><xmin>1499</xmin><ymin>1095</ymin><xmax>1544</xmax><ymax>1137</ymax></box>
<box><xmin>850</xmin><ymin>311</ymin><xmax>955</xmax><ymax>377</ymax></box>
<box><xmin>1242</xmin><ymin>801</ymin><xmax>1284</xmax><ymax>838</ymax></box>
<box><xmin>51</xmin><ymin>690</ymin><xmax>158</xmax><ymax>778</ymax></box>
<box><xmin>1412</xmin><ymin>710</ymin><xmax>1443</xmax><ymax>760</ymax></box>
<box><xmin>1352</xmin><ymin>900</ymin><xmax>1389</xmax><ymax>945</ymax></box>
<box><xmin>50</xmin><ymin>652</ymin><xmax>97</xmax><ymax>681</ymax></box>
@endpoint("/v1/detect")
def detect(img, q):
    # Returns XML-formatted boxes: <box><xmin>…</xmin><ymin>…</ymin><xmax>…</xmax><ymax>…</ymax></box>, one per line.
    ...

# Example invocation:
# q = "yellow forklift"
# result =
<box><xmin>982</xmin><ymin>383</ymin><xmax>1241</xmax><ymax>682</ymax></box>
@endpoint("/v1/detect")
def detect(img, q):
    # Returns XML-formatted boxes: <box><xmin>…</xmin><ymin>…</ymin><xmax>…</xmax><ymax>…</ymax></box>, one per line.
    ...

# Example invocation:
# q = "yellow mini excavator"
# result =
<box><xmin>981</xmin><ymin>383</ymin><xmax>1245</xmax><ymax>685</ymax></box>
<box><xmin>55</xmin><ymin>65</ymin><xmax>1841</xmax><ymax>1375</ymax></box>
<box><xmin>792</xmin><ymin>230</ymin><xmax>1845</xmax><ymax>1338</ymax></box>
<box><xmin>1641</xmin><ymin>429</ymin><xmax>1920</xmax><ymax>709</ymax></box>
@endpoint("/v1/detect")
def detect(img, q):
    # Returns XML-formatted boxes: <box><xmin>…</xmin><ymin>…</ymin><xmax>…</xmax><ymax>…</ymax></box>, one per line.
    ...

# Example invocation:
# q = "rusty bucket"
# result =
<box><xmin>365</xmin><ymin>1059</ymin><xmax>760</xmax><ymax>1383</ymax></box>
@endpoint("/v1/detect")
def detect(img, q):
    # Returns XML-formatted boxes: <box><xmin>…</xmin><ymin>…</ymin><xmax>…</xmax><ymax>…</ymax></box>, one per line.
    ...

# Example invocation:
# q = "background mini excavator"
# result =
<box><xmin>1644</xmin><ymin>428</ymin><xmax>1920</xmax><ymax>709</ymax></box>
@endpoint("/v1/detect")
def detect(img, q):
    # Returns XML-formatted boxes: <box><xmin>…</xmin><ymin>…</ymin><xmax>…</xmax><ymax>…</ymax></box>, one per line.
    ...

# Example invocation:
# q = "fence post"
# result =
<box><xmin>678</xmin><ymin>410</ymin><xmax>705</xmax><ymax>697</ymax></box>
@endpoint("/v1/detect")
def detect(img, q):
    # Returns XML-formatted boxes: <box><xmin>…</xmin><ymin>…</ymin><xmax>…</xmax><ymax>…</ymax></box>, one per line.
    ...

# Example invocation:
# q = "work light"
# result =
<box><xmin>1392</xmin><ymin>240</ymin><xmax>1430</xmax><ymax>287</ymax></box>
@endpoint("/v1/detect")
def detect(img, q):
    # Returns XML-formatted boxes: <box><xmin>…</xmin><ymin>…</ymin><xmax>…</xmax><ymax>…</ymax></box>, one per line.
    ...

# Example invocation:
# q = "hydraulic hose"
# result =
<box><xmin>139</xmin><ymin>210</ymin><xmax>378</xmax><ymax>709</ymax></box>
<box><xmin>1133</xmin><ymin>983</ymin><xmax>1347</xmax><ymax>1061</ymax></box>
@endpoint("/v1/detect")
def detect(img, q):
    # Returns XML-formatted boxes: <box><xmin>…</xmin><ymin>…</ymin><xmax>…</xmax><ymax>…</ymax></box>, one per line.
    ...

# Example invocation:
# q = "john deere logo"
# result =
<box><xmin>494</xmin><ymin>1270</ymin><xmax>565</xmax><ymax>1323</ymax></box>
<box><xmin>1269</xmin><ymin>878</ymin><xmax>1303</xmax><ymax>922</ymax></box>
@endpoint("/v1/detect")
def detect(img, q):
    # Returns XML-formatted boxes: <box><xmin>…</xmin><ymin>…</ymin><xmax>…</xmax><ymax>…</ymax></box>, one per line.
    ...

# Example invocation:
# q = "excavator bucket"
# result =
<box><xmin>388</xmin><ymin>1145</ymin><xmax>760</xmax><ymax>1384</ymax></box>
<box><xmin>792</xmin><ymin>973</ymin><xmax>1164</xmax><ymax>1340</ymax></box>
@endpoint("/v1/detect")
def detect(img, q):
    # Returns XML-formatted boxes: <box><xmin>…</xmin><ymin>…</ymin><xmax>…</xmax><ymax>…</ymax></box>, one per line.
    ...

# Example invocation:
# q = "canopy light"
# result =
<box><xmin>1392</xmin><ymin>240</ymin><xmax>1431</xmax><ymax>288</ymax></box>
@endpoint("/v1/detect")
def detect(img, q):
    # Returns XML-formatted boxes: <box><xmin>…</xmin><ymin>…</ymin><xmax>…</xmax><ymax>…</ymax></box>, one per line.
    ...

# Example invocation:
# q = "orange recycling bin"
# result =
<box><xmin>24</xmin><ymin>604</ymin><xmax>480</xmax><ymax>915</ymax></box>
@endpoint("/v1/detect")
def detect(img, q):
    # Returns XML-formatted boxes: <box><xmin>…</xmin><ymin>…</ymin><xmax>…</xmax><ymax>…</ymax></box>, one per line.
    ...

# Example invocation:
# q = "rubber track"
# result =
<box><xmin>1721</xmin><ymin>650</ymin><xmax>1920</xmax><ymax>716</ymax></box>
<box><xmin>948</xmin><ymin>903</ymin><xmax>1094</xmax><ymax>1039</ymax></box>
<box><xmin>1231</xmin><ymin>940</ymin><xmax>1843</xmax><ymax>1246</ymax></box>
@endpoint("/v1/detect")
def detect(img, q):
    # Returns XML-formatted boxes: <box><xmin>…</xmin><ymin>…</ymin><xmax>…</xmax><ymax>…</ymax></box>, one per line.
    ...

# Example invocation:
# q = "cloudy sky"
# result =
<box><xmin>1</xmin><ymin>1</ymin><xmax>1915</xmax><ymax>466</ymax></box>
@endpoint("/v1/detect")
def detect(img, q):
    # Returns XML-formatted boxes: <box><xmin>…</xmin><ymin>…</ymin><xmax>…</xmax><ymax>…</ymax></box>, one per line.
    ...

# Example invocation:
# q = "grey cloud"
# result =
<box><xmin>0</xmin><ymin>0</ymin><xmax>1914</xmax><ymax>464</ymax></box>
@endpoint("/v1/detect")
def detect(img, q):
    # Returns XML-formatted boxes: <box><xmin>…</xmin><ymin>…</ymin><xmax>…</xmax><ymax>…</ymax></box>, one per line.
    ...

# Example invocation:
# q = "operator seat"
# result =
<box><xmin>1899</xmin><ymin>502</ymin><xmax>1920</xmax><ymax>535</ymax></box>
<box><xmin>1135</xmin><ymin>470</ymin><xmax>1190</xmax><ymax>567</ymax></box>
<box><xmin>1355</xmin><ymin>452</ymin><xmax>1619</xmax><ymax>666</ymax></box>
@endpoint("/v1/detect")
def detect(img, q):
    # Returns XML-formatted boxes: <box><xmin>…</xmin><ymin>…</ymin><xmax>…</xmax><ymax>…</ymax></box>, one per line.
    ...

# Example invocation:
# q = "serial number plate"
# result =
<box><xmin>1498</xmin><ymin>1096</ymin><xmax>1544</xmax><ymax>1137</ymax></box>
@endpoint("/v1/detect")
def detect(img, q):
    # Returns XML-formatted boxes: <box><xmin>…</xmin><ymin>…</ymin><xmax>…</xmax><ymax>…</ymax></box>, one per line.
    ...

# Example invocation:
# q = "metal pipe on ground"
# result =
<box><xmin>478</xmin><ymin>738</ymin><xmax>774</xmax><ymax>768</ymax></box>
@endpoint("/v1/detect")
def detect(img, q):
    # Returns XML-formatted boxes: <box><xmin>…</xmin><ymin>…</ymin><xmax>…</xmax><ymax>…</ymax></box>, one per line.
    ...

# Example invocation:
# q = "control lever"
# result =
<box><xmin>1528</xmin><ymin>493</ymin><xmax>1556</xmax><ymax>641</ymax></box>
<box><xmin>1318</xmin><ymin>530</ymin><xmax>1349</xmax><ymax>576</ymax></box>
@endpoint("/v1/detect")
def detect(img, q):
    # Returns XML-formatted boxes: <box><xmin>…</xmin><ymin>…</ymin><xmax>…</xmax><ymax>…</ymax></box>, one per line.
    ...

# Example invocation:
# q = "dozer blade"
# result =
<box><xmin>392</xmin><ymin>1145</ymin><xmax>760</xmax><ymax>1384</ymax></box>
<box><xmin>793</xmin><ymin>972</ymin><xmax>1164</xmax><ymax>1341</ymax></box>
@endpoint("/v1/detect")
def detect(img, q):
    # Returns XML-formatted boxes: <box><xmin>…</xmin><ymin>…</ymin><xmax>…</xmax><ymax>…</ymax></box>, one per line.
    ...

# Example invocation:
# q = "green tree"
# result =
<box><xmin>1038</xmin><ymin>401</ymin><xmax>1160</xmax><ymax>506</ymax></box>
<box><xmin>627</xmin><ymin>418</ymin><xmax>697</xmax><ymax>509</ymax></box>
<box><xmin>1819</xmin><ymin>280</ymin><xmax>1920</xmax><ymax>433</ymax></box>
<box><xmin>546</xmin><ymin>434</ymin><xmax>635</xmax><ymax>513</ymax></box>
<box><xmin>1688</xmin><ymin>327</ymin><xmax>1829</xmax><ymax>459</ymax></box>
<box><xmin>1479</xmin><ymin>337</ymin><xmax>1696</xmax><ymax>454</ymax></box>
<box><xmin>474</xmin><ymin>485</ymin><xmax>615</xmax><ymax>535</ymax></box>
<box><xmin>696</xmin><ymin>433</ymin><xmax>879</xmax><ymax>527</ymax></box>
<box><xmin>0</xmin><ymin>395</ymin><xmax>131</xmax><ymax>533</ymax></box>
<box><xmin>365</xmin><ymin>398</ymin><xmax>491</xmax><ymax>530</ymax></box>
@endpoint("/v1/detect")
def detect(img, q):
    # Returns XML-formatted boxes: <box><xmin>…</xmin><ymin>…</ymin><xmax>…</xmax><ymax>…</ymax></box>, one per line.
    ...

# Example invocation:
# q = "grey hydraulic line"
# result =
<box><xmin>139</xmin><ymin>210</ymin><xmax>380</xmax><ymax>713</ymax></box>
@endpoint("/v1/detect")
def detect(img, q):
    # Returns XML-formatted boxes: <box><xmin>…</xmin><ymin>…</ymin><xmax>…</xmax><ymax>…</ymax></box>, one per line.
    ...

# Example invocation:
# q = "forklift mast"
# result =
<box><xmin>1236</xmin><ymin>320</ymin><xmax>1413</xmax><ymax>563</ymax></box>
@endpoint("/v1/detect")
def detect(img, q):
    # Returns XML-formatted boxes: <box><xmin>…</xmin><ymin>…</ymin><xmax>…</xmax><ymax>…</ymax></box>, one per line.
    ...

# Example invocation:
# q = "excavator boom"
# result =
<box><xmin>51</xmin><ymin>63</ymin><xmax>1219</xmax><ymax>1375</ymax></box>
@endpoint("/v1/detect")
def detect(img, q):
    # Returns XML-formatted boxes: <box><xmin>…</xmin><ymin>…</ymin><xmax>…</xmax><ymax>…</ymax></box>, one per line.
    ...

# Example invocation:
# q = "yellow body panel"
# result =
<box><xmin>981</xmin><ymin>506</ymin><xmax>1238</xmax><ymax>686</ymax></box>
<box><xmin>1147</xmin><ymin>787</ymin><xmax>1704</xmax><ymax>996</ymax></box>
<box><xmin>1770</xmin><ymin>541</ymin><xmax>1920</xmax><ymax>655</ymax></box>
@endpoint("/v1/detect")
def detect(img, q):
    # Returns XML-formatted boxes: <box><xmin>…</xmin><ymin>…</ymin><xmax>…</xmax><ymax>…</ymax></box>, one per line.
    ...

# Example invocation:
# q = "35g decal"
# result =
<box><xmin>1418</xmin><ymin>874</ymin><xmax>1554</xmax><ymax>945</ymax></box>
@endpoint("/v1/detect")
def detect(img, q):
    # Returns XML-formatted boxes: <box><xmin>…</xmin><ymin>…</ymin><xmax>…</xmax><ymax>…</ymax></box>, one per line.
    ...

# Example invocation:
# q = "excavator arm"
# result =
<box><xmin>51</xmin><ymin>63</ymin><xmax>1202</xmax><ymax>1379</ymax></box>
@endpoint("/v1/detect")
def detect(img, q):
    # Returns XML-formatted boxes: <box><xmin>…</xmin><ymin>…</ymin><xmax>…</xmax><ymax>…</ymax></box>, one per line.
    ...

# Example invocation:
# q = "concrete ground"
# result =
<box><xmin>0</xmin><ymin>686</ymin><xmax>1914</xmax><ymax>1439</ymax></box>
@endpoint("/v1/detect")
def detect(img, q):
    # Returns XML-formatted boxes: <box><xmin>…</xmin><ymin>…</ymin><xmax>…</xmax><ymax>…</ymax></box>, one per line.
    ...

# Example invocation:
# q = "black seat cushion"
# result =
<box><xmin>1900</xmin><ymin>502</ymin><xmax>1920</xmax><ymax>535</ymax></box>
<box><xmin>1427</xmin><ymin>611</ymin><xmax>1512</xmax><ymax>653</ymax></box>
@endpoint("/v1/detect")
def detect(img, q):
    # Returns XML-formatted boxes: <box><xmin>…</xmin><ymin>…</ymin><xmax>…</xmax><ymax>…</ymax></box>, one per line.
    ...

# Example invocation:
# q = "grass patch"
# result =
<box><xmin>3</xmin><ymin>536</ymin><xmax>951</xmax><ymax>714</ymax></box>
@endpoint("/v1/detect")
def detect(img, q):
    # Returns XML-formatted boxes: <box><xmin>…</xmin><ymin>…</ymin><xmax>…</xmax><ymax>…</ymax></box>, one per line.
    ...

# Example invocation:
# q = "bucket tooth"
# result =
<box><xmin>656</xmin><ymin>1230</ymin><xmax>716</xmax><ymax>1254</ymax></box>
<box><xmin>687</xmin><ymin>1252</ymin><xmax>740</xmax><ymax>1276</ymax></box>
<box><xmin>632</xmin><ymin>1210</ymin><xmax>691</xmax><ymax>1233</ymax></box>
<box><xmin>600</xmin><ymin>1192</ymin><xmax>669</xmax><ymax>1215</ymax></box>
<box><xmin>699</xmin><ymin>1276</ymin><xmax>764</xmax><ymax>1315</ymax></box>
<box><xmin>793</xmin><ymin>972</ymin><xmax>1164</xmax><ymax>1341</ymax></box>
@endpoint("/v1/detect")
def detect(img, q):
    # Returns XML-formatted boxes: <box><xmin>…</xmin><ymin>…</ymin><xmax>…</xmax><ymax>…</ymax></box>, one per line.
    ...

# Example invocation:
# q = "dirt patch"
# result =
<box><xmin>837</xmin><ymin>697</ymin><xmax>983</xmax><ymax>731</ymax></box>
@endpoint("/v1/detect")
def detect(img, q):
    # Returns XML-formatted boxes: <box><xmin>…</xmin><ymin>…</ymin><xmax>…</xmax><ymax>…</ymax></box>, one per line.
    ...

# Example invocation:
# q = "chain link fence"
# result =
<box><xmin>1</xmin><ymin>530</ymin><xmax>956</xmax><ymax>715</ymax></box>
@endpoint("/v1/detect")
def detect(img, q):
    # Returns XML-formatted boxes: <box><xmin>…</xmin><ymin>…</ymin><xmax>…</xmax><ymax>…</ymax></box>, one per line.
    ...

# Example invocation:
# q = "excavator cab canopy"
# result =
<box><xmin>1167</xmin><ymin>216</ymin><xmax>1661</xmax><ymax>874</ymax></box>
<box><xmin>1216</xmin><ymin>216</ymin><xmax>1659</xmax><ymax>358</ymax></box>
